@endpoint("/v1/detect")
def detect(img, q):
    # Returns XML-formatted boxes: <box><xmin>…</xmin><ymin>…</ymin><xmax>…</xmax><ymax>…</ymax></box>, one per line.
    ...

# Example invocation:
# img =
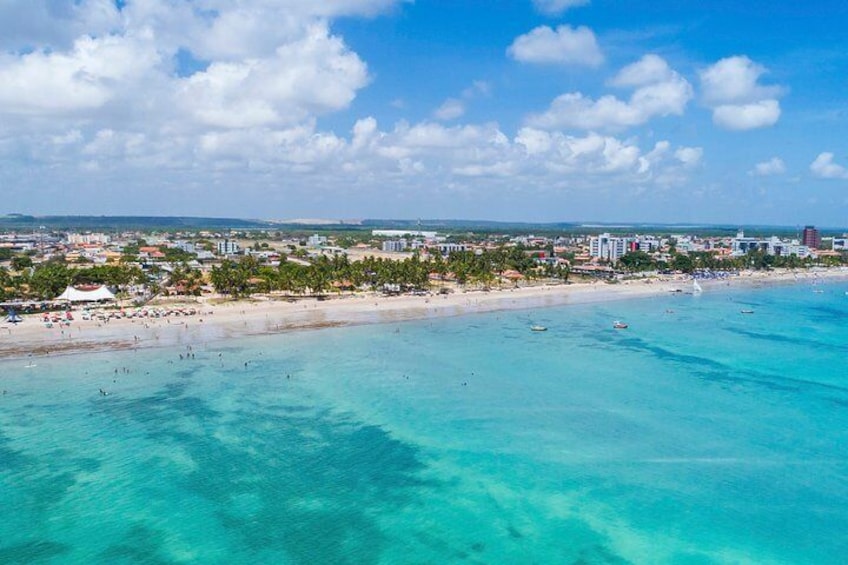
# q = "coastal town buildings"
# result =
<box><xmin>730</xmin><ymin>230</ymin><xmax>763</xmax><ymax>255</ymax></box>
<box><xmin>731</xmin><ymin>230</ymin><xmax>814</xmax><ymax>258</ymax></box>
<box><xmin>307</xmin><ymin>234</ymin><xmax>328</xmax><ymax>247</ymax></box>
<box><xmin>436</xmin><ymin>243</ymin><xmax>467</xmax><ymax>256</ymax></box>
<box><xmin>636</xmin><ymin>236</ymin><xmax>662</xmax><ymax>253</ymax></box>
<box><xmin>0</xmin><ymin>222</ymin><xmax>842</xmax><ymax>308</ymax></box>
<box><xmin>802</xmin><ymin>226</ymin><xmax>821</xmax><ymax>249</ymax></box>
<box><xmin>67</xmin><ymin>233</ymin><xmax>111</xmax><ymax>245</ymax></box>
<box><xmin>671</xmin><ymin>235</ymin><xmax>706</xmax><ymax>253</ymax></box>
<box><xmin>216</xmin><ymin>239</ymin><xmax>241</xmax><ymax>256</ymax></box>
<box><xmin>382</xmin><ymin>239</ymin><xmax>408</xmax><ymax>252</ymax></box>
<box><xmin>589</xmin><ymin>233</ymin><xmax>633</xmax><ymax>262</ymax></box>
<box><xmin>172</xmin><ymin>240</ymin><xmax>196</xmax><ymax>254</ymax></box>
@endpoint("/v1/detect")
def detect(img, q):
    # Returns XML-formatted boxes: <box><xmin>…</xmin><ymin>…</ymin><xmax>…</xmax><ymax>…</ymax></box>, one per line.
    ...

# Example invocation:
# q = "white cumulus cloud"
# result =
<box><xmin>700</xmin><ymin>55</ymin><xmax>781</xmax><ymax>104</ymax></box>
<box><xmin>0</xmin><ymin>33</ymin><xmax>161</xmax><ymax>115</ymax></box>
<box><xmin>176</xmin><ymin>23</ymin><xmax>368</xmax><ymax>129</ymax></box>
<box><xmin>0</xmin><ymin>1</ymin><xmax>398</xmax><ymax>128</ymax></box>
<box><xmin>527</xmin><ymin>55</ymin><xmax>692</xmax><ymax>130</ymax></box>
<box><xmin>700</xmin><ymin>56</ymin><xmax>783</xmax><ymax>130</ymax></box>
<box><xmin>751</xmin><ymin>157</ymin><xmax>786</xmax><ymax>176</ymax></box>
<box><xmin>810</xmin><ymin>152</ymin><xmax>848</xmax><ymax>179</ymax></box>
<box><xmin>508</xmin><ymin>25</ymin><xmax>602</xmax><ymax>66</ymax></box>
<box><xmin>610</xmin><ymin>54</ymin><xmax>676</xmax><ymax>87</ymax></box>
<box><xmin>675</xmin><ymin>147</ymin><xmax>703</xmax><ymax>168</ymax></box>
<box><xmin>712</xmin><ymin>100</ymin><xmax>780</xmax><ymax>131</ymax></box>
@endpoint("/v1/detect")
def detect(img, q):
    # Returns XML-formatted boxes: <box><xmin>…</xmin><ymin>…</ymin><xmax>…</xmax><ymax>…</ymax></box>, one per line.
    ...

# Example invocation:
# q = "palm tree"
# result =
<box><xmin>211</xmin><ymin>260</ymin><xmax>250</xmax><ymax>297</ymax></box>
<box><xmin>0</xmin><ymin>267</ymin><xmax>10</xmax><ymax>301</ymax></box>
<box><xmin>10</xmin><ymin>255</ymin><xmax>33</xmax><ymax>271</ymax></box>
<box><xmin>168</xmin><ymin>264</ymin><xmax>204</xmax><ymax>296</ymax></box>
<box><xmin>29</xmin><ymin>261</ymin><xmax>71</xmax><ymax>300</ymax></box>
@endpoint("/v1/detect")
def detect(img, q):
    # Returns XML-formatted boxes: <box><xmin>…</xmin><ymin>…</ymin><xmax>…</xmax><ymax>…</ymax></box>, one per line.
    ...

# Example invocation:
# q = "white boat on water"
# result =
<box><xmin>530</xmin><ymin>325</ymin><xmax>547</xmax><ymax>332</ymax></box>
<box><xmin>613</xmin><ymin>321</ymin><xmax>628</xmax><ymax>329</ymax></box>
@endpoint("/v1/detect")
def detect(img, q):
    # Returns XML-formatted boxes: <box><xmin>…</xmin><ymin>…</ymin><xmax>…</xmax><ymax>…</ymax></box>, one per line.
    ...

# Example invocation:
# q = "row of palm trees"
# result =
<box><xmin>206</xmin><ymin>248</ymin><xmax>569</xmax><ymax>298</ymax></box>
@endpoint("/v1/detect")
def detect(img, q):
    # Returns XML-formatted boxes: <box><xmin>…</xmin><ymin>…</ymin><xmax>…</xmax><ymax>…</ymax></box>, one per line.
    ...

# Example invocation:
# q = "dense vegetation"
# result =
<box><xmin>208</xmin><ymin>248</ymin><xmax>570</xmax><ymax>297</ymax></box>
<box><xmin>616</xmin><ymin>249</ymin><xmax>844</xmax><ymax>274</ymax></box>
<box><xmin>0</xmin><ymin>261</ymin><xmax>145</xmax><ymax>301</ymax></box>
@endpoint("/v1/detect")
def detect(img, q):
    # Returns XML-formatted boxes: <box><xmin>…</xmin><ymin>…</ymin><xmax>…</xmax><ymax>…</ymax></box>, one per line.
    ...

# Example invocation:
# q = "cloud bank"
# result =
<box><xmin>527</xmin><ymin>55</ymin><xmax>692</xmax><ymax>131</ymax></box>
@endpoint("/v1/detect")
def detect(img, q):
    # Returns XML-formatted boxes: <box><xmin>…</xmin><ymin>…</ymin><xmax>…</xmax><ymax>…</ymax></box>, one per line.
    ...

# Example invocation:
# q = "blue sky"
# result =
<box><xmin>2</xmin><ymin>0</ymin><xmax>848</xmax><ymax>226</ymax></box>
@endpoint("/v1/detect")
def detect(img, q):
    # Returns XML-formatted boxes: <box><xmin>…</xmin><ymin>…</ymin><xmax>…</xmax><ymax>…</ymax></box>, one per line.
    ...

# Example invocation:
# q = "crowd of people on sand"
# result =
<box><xmin>36</xmin><ymin>306</ymin><xmax>204</xmax><ymax>328</ymax></box>
<box><xmin>692</xmin><ymin>270</ymin><xmax>735</xmax><ymax>281</ymax></box>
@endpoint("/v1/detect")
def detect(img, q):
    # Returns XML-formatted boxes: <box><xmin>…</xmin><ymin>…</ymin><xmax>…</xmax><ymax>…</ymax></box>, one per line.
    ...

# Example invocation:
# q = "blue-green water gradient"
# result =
<box><xmin>2</xmin><ymin>282</ymin><xmax>848</xmax><ymax>563</ymax></box>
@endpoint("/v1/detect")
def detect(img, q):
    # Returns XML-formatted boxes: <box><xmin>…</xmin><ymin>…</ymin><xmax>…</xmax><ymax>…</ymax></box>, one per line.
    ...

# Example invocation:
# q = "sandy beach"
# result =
<box><xmin>1</xmin><ymin>268</ymin><xmax>845</xmax><ymax>361</ymax></box>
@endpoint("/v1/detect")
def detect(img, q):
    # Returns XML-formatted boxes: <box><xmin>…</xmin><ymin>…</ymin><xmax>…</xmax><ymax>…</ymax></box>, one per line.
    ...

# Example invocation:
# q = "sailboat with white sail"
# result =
<box><xmin>693</xmin><ymin>279</ymin><xmax>703</xmax><ymax>294</ymax></box>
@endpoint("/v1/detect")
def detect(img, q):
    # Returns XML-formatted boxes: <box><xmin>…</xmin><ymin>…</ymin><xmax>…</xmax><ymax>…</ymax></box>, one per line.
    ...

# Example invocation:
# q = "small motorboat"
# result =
<box><xmin>613</xmin><ymin>321</ymin><xmax>628</xmax><ymax>329</ymax></box>
<box><xmin>530</xmin><ymin>325</ymin><xmax>547</xmax><ymax>332</ymax></box>
<box><xmin>740</xmin><ymin>309</ymin><xmax>754</xmax><ymax>314</ymax></box>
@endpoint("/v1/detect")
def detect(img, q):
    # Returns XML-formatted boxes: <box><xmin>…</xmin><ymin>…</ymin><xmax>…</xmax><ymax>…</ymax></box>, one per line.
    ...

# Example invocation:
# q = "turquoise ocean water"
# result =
<box><xmin>2</xmin><ymin>281</ymin><xmax>848</xmax><ymax>564</ymax></box>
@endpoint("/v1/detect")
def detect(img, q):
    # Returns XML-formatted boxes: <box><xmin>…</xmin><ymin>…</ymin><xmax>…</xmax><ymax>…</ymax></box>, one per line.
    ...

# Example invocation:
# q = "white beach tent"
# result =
<box><xmin>56</xmin><ymin>285</ymin><xmax>116</xmax><ymax>303</ymax></box>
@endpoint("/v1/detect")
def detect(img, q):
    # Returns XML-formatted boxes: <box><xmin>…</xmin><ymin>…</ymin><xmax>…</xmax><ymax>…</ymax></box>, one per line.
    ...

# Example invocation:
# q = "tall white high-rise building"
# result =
<box><xmin>589</xmin><ymin>233</ymin><xmax>633</xmax><ymax>262</ymax></box>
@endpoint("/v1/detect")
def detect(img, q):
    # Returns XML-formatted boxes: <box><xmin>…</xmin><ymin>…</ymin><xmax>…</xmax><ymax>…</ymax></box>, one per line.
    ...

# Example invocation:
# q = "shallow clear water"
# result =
<box><xmin>2</xmin><ymin>281</ymin><xmax>848</xmax><ymax>563</ymax></box>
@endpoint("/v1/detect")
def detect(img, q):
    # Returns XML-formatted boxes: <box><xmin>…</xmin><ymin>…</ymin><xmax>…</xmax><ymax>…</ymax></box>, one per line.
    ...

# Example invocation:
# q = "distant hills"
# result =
<box><xmin>0</xmin><ymin>215</ymin><xmax>273</xmax><ymax>230</ymax></box>
<box><xmin>0</xmin><ymin>214</ymin><xmax>840</xmax><ymax>237</ymax></box>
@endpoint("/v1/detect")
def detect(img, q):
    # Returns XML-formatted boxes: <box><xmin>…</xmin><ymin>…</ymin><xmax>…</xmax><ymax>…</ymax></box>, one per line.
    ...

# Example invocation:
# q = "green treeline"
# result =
<box><xmin>0</xmin><ymin>262</ymin><xmax>145</xmax><ymax>302</ymax></box>
<box><xmin>209</xmin><ymin>249</ymin><xmax>570</xmax><ymax>297</ymax></box>
<box><xmin>617</xmin><ymin>250</ymin><xmax>843</xmax><ymax>273</ymax></box>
